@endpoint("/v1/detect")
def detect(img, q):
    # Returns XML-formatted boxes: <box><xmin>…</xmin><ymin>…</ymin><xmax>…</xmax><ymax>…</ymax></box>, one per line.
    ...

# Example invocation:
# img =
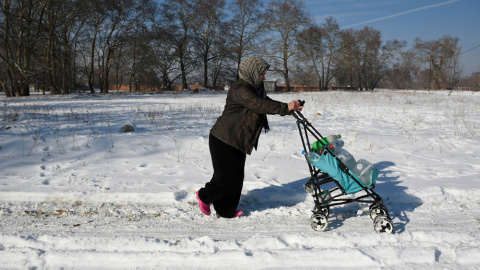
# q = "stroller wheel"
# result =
<box><xmin>303</xmin><ymin>182</ymin><xmax>314</xmax><ymax>193</ymax></box>
<box><xmin>369</xmin><ymin>204</ymin><xmax>388</xmax><ymax>220</ymax></box>
<box><xmin>313</xmin><ymin>205</ymin><xmax>330</xmax><ymax>217</ymax></box>
<box><xmin>310</xmin><ymin>213</ymin><xmax>328</xmax><ymax>232</ymax></box>
<box><xmin>373</xmin><ymin>215</ymin><xmax>394</xmax><ymax>233</ymax></box>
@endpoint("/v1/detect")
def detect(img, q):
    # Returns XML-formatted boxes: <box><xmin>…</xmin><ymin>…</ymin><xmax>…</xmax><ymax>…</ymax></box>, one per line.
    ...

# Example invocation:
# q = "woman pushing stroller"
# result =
<box><xmin>197</xmin><ymin>56</ymin><xmax>303</xmax><ymax>218</ymax></box>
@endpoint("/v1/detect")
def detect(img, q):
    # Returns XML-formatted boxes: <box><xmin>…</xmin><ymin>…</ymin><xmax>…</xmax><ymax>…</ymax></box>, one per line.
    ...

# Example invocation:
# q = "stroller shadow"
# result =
<box><xmin>241</xmin><ymin>161</ymin><xmax>422</xmax><ymax>234</ymax></box>
<box><xmin>372</xmin><ymin>161</ymin><xmax>422</xmax><ymax>233</ymax></box>
<box><xmin>326</xmin><ymin>161</ymin><xmax>423</xmax><ymax>234</ymax></box>
<box><xmin>240</xmin><ymin>178</ymin><xmax>310</xmax><ymax>213</ymax></box>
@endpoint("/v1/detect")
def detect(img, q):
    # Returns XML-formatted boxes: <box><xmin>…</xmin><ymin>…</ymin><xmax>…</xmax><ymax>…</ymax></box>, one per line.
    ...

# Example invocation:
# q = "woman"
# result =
<box><xmin>197</xmin><ymin>56</ymin><xmax>303</xmax><ymax>218</ymax></box>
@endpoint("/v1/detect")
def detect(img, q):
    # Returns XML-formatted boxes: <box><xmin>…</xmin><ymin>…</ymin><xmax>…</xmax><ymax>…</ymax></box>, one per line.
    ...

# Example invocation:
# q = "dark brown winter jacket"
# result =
<box><xmin>210</xmin><ymin>79</ymin><xmax>290</xmax><ymax>155</ymax></box>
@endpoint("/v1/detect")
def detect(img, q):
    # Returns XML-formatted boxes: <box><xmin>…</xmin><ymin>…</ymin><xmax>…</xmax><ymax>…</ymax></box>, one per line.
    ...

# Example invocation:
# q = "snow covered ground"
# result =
<box><xmin>0</xmin><ymin>89</ymin><xmax>479</xmax><ymax>269</ymax></box>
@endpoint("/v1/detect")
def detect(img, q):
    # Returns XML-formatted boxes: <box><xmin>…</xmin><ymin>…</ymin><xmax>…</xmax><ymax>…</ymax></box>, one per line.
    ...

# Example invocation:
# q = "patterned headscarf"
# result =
<box><xmin>238</xmin><ymin>57</ymin><xmax>270</xmax><ymax>98</ymax></box>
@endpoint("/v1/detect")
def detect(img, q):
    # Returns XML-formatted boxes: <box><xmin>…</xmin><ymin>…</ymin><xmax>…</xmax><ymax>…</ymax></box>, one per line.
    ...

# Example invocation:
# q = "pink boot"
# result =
<box><xmin>217</xmin><ymin>210</ymin><xmax>244</xmax><ymax>219</ymax></box>
<box><xmin>234</xmin><ymin>210</ymin><xmax>244</xmax><ymax>218</ymax></box>
<box><xmin>196</xmin><ymin>191</ymin><xmax>211</xmax><ymax>215</ymax></box>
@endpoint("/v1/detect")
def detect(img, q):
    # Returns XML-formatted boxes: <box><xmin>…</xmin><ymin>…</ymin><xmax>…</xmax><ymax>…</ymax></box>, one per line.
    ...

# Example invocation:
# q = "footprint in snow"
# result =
<box><xmin>174</xmin><ymin>190</ymin><xmax>188</xmax><ymax>201</ymax></box>
<box><xmin>94</xmin><ymin>184</ymin><xmax>110</xmax><ymax>191</ymax></box>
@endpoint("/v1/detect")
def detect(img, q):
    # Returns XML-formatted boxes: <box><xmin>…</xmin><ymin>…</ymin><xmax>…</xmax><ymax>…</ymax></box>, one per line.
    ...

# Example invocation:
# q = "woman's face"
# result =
<box><xmin>260</xmin><ymin>70</ymin><xmax>267</xmax><ymax>82</ymax></box>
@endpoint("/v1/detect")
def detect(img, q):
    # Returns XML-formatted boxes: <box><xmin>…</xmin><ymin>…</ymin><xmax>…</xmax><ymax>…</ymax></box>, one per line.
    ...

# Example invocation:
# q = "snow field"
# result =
<box><xmin>1</xmin><ymin>89</ymin><xmax>480</xmax><ymax>269</ymax></box>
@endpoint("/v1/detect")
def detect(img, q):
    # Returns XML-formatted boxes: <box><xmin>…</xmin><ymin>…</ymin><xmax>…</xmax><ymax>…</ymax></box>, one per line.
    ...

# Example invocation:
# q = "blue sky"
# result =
<box><xmin>303</xmin><ymin>0</ymin><xmax>480</xmax><ymax>76</ymax></box>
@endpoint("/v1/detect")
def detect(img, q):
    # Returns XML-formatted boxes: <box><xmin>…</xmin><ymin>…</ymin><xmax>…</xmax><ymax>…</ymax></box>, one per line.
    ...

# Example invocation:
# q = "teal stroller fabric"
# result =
<box><xmin>309</xmin><ymin>150</ymin><xmax>378</xmax><ymax>194</ymax></box>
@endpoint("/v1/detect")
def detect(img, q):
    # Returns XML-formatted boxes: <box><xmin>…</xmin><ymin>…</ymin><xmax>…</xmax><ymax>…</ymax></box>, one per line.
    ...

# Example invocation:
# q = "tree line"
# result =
<box><xmin>0</xmin><ymin>0</ymin><xmax>475</xmax><ymax>97</ymax></box>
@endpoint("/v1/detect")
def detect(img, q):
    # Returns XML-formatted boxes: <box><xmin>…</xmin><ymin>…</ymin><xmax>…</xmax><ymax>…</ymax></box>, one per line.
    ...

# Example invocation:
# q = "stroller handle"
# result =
<box><xmin>291</xmin><ymin>100</ymin><xmax>305</xmax><ymax>119</ymax></box>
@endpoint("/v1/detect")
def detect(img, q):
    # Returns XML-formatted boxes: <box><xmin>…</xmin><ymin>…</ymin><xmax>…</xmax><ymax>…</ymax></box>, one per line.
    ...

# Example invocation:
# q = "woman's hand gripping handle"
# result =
<box><xmin>288</xmin><ymin>100</ymin><xmax>304</xmax><ymax>112</ymax></box>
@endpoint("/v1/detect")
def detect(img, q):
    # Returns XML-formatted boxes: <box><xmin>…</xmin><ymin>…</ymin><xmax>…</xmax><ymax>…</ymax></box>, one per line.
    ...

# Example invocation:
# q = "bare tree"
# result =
<box><xmin>335</xmin><ymin>27</ymin><xmax>402</xmax><ymax>90</ymax></box>
<box><xmin>191</xmin><ymin>0</ymin><xmax>228</xmax><ymax>88</ymax></box>
<box><xmin>1</xmin><ymin>0</ymin><xmax>47</xmax><ymax>96</ymax></box>
<box><xmin>83</xmin><ymin>0</ymin><xmax>109</xmax><ymax>93</ymax></box>
<box><xmin>209</xmin><ymin>32</ymin><xmax>235</xmax><ymax>89</ymax></box>
<box><xmin>297</xmin><ymin>16</ymin><xmax>340</xmax><ymax>90</ymax></box>
<box><xmin>44</xmin><ymin>0</ymin><xmax>62</xmax><ymax>95</ymax></box>
<box><xmin>382</xmin><ymin>49</ymin><xmax>420</xmax><ymax>89</ymax></box>
<box><xmin>35</xmin><ymin>0</ymin><xmax>86</xmax><ymax>95</ymax></box>
<box><xmin>365</xmin><ymin>39</ymin><xmax>406</xmax><ymax>90</ymax></box>
<box><xmin>122</xmin><ymin>0</ymin><xmax>155</xmax><ymax>92</ymax></box>
<box><xmin>265</xmin><ymin>0</ymin><xmax>309</xmax><ymax>92</ymax></box>
<box><xmin>150</xmin><ymin>30</ymin><xmax>181</xmax><ymax>89</ymax></box>
<box><xmin>414</xmin><ymin>35</ymin><xmax>461</xmax><ymax>90</ymax></box>
<box><xmin>228</xmin><ymin>0</ymin><xmax>266</xmax><ymax>80</ymax></box>
<box><xmin>355</xmin><ymin>27</ymin><xmax>382</xmax><ymax>90</ymax></box>
<box><xmin>157</xmin><ymin>0</ymin><xmax>196</xmax><ymax>90</ymax></box>
<box><xmin>96</xmin><ymin>0</ymin><xmax>135</xmax><ymax>93</ymax></box>
<box><xmin>57</xmin><ymin>0</ymin><xmax>86</xmax><ymax>94</ymax></box>
<box><xmin>336</xmin><ymin>29</ymin><xmax>358</xmax><ymax>89</ymax></box>
<box><xmin>457</xmin><ymin>72</ymin><xmax>480</xmax><ymax>91</ymax></box>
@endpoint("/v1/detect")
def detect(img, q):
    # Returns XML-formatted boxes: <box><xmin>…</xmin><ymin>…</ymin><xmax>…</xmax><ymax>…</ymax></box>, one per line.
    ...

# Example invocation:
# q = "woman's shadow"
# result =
<box><xmin>240</xmin><ymin>178</ymin><xmax>310</xmax><ymax>212</ymax></box>
<box><xmin>240</xmin><ymin>161</ymin><xmax>422</xmax><ymax>233</ymax></box>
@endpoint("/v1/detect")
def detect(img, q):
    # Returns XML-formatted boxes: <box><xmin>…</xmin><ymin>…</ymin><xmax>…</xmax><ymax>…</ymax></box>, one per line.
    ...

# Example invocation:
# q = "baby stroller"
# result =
<box><xmin>292</xmin><ymin>103</ymin><xmax>394</xmax><ymax>233</ymax></box>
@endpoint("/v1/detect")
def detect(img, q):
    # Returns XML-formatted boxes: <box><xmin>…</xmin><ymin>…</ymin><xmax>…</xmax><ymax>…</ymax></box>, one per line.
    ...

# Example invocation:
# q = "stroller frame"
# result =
<box><xmin>292</xmin><ymin>107</ymin><xmax>394</xmax><ymax>233</ymax></box>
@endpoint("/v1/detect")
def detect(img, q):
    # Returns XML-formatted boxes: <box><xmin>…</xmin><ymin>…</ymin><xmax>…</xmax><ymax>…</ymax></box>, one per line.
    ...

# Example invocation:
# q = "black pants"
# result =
<box><xmin>198</xmin><ymin>134</ymin><xmax>246</xmax><ymax>218</ymax></box>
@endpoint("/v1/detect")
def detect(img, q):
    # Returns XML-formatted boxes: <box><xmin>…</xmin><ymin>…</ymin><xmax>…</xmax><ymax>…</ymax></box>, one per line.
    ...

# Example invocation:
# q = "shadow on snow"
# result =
<box><xmin>240</xmin><ymin>160</ymin><xmax>422</xmax><ymax>234</ymax></box>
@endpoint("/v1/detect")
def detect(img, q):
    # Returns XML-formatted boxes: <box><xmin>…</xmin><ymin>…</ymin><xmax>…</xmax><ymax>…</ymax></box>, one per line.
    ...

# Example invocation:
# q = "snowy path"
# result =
<box><xmin>1</xmin><ymin>187</ymin><xmax>479</xmax><ymax>269</ymax></box>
